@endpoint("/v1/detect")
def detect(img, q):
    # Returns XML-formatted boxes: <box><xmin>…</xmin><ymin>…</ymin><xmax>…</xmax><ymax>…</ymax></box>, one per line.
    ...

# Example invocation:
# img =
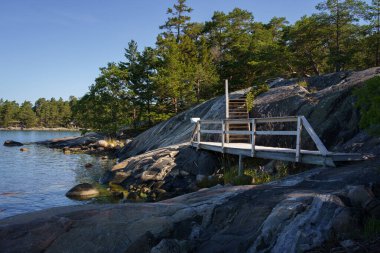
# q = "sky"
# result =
<box><xmin>0</xmin><ymin>0</ymin><xmax>329</xmax><ymax>103</ymax></box>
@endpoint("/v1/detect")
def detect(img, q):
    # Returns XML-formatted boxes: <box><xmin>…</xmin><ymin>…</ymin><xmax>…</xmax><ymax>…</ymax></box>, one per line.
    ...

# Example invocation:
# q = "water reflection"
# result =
<box><xmin>0</xmin><ymin>131</ymin><xmax>115</xmax><ymax>220</ymax></box>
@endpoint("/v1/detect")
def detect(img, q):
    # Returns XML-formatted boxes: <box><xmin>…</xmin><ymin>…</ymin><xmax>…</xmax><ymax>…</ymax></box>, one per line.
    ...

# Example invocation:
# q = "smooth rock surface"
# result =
<box><xmin>1</xmin><ymin>160</ymin><xmax>380</xmax><ymax>253</ymax></box>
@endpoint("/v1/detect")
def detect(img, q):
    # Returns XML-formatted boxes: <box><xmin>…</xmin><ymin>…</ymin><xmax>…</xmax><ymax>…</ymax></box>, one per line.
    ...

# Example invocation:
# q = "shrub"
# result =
<box><xmin>298</xmin><ymin>80</ymin><xmax>308</xmax><ymax>88</ymax></box>
<box><xmin>354</xmin><ymin>76</ymin><xmax>380</xmax><ymax>136</ymax></box>
<box><xmin>246</xmin><ymin>84</ymin><xmax>269</xmax><ymax>110</ymax></box>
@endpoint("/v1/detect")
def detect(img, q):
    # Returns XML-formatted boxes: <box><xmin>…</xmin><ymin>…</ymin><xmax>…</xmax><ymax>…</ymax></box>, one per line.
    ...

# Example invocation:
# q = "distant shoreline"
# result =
<box><xmin>0</xmin><ymin>127</ymin><xmax>80</xmax><ymax>132</ymax></box>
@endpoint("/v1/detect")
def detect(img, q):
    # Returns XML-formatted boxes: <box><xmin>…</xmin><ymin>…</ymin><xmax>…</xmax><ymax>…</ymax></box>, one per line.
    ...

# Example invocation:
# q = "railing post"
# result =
<box><xmin>251</xmin><ymin>118</ymin><xmax>256</xmax><ymax>157</ymax></box>
<box><xmin>197</xmin><ymin>121</ymin><xmax>201</xmax><ymax>145</ymax></box>
<box><xmin>225</xmin><ymin>79</ymin><xmax>229</xmax><ymax>143</ymax></box>
<box><xmin>296</xmin><ymin>116</ymin><xmax>302</xmax><ymax>162</ymax></box>
<box><xmin>221</xmin><ymin>120</ymin><xmax>225</xmax><ymax>153</ymax></box>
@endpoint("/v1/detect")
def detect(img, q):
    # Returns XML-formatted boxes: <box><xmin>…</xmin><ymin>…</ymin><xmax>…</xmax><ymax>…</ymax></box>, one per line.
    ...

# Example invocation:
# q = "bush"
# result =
<box><xmin>246</xmin><ymin>84</ymin><xmax>269</xmax><ymax>111</ymax></box>
<box><xmin>298</xmin><ymin>80</ymin><xmax>308</xmax><ymax>88</ymax></box>
<box><xmin>354</xmin><ymin>76</ymin><xmax>380</xmax><ymax>136</ymax></box>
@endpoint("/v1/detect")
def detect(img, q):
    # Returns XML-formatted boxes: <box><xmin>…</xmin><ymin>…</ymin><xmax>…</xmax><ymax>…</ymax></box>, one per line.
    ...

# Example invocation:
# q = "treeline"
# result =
<box><xmin>3</xmin><ymin>0</ymin><xmax>377</xmax><ymax>133</ymax></box>
<box><xmin>73</xmin><ymin>0</ymin><xmax>380</xmax><ymax>134</ymax></box>
<box><xmin>0</xmin><ymin>97</ymin><xmax>77</xmax><ymax>128</ymax></box>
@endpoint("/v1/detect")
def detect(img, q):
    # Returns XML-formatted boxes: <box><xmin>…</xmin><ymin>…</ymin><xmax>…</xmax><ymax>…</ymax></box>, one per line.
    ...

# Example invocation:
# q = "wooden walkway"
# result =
<box><xmin>191</xmin><ymin>116</ymin><xmax>363</xmax><ymax>167</ymax></box>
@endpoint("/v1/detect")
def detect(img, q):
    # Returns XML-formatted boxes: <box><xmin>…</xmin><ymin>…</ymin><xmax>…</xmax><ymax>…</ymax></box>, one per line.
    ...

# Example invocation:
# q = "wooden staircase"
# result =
<box><xmin>228</xmin><ymin>95</ymin><xmax>251</xmax><ymax>143</ymax></box>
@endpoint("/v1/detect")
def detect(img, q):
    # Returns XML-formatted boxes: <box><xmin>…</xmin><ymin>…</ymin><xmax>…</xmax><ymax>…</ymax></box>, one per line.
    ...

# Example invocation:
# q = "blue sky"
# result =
<box><xmin>0</xmin><ymin>0</ymin><xmax>334</xmax><ymax>103</ymax></box>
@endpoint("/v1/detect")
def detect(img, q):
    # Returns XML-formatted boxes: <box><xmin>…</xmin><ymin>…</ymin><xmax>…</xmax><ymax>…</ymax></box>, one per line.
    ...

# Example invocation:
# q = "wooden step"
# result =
<box><xmin>229</xmin><ymin>99</ymin><xmax>246</xmax><ymax>102</ymax></box>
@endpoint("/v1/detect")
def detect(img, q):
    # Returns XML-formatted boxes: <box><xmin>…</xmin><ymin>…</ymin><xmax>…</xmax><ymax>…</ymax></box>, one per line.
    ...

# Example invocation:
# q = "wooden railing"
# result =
<box><xmin>192</xmin><ymin>116</ymin><xmax>328</xmax><ymax>162</ymax></box>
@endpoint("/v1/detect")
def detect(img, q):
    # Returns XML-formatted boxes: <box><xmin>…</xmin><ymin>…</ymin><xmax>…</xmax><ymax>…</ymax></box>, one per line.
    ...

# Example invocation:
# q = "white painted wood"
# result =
<box><xmin>238</xmin><ymin>155</ymin><xmax>243</xmax><ymax>176</ymax></box>
<box><xmin>196</xmin><ymin>121</ymin><xmax>201</xmax><ymax>144</ymax></box>
<box><xmin>255</xmin><ymin>117</ymin><xmax>298</xmax><ymax>123</ymax></box>
<box><xmin>225</xmin><ymin>130</ymin><xmax>252</xmax><ymax>135</ymax></box>
<box><xmin>225</xmin><ymin>79</ymin><xmax>229</xmax><ymax>119</ymax></box>
<box><xmin>200</xmin><ymin>120</ymin><xmax>224</xmax><ymax>124</ymax></box>
<box><xmin>200</xmin><ymin>130</ymin><xmax>224</xmax><ymax>134</ymax></box>
<box><xmin>296</xmin><ymin>116</ymin><xmax>302</xmax><ymax>162</ymax></box>
<box><xmin>256</xmin><ymin>131</ymin><xmax>298</xmax><ymax>136</ymax></box>
<box><xmin>221</xmin><ymin>120</ymin><xmax>225</xmax><ymax>152</ymax></box>
<box><xmin>251</xmin><ymin>119</ymin><xmax>256</xmax><ymax>157</ymax></box>
<box><xmin>301</xmin><ymin>116</ymin><xmax>328</xmax><ymax>156</ymax></box>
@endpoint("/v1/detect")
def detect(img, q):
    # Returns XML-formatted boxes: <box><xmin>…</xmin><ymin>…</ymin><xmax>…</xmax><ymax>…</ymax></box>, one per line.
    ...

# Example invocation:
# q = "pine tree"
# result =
<box><xmin>316</xmin><ymin>0</ymin><xmax>367</xmax><ymax>71</ymax></box>
<box><xmin>159</xmin><ymin>0</ymin><xmax>193</xmax><ymax>42</ymax></box>
<box><xmin>18</xmin><ymin>101</ymin><xmax>36</xmax><ymax>128</ymax></box>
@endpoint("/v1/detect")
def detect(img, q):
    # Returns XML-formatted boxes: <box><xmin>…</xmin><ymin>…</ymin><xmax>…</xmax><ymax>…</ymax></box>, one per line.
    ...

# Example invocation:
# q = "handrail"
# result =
<box><xmin>191</xmin><ymin>116</ymin><xmax>329</xmax><ymax>163</ymax></box>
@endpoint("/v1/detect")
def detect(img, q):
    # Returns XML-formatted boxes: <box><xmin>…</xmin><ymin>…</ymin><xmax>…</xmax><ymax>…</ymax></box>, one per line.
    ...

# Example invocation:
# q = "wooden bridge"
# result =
<box><xmin>190</xmin><ymin>80</ymin><xmax>363</xmax><ymax>169</ymax></box>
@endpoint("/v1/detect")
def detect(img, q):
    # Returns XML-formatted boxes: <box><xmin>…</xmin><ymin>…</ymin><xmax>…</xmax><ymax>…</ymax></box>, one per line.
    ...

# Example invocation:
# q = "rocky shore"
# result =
<box><xmin>35</xmin><ymin>132</ymin><xmax>125</xmax><ymax>158</ymax></box>
<box><xmin>0</xmin><ymin>127</ymin><xmax>80</xmax><ymax>131</ymax></box>
<box><xmin>1</xmin><ymin>160</ymin><xmax>380</xmax><ymax>252</ymax></box>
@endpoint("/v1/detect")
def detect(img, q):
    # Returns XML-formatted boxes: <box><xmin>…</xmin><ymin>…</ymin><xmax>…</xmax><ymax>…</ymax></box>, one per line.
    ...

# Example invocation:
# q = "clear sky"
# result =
<box><xmin>0</xmin><ymin>0</ymin><xmax>326</xmax><ymax>103</ymax></box>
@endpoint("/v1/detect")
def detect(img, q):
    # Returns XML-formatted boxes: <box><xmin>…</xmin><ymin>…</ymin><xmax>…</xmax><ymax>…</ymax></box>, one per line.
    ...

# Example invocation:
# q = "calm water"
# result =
<box><xmin>0</xmin><ymin>131</ymin><xmax>114</xmax><ymax>220</ymax></box>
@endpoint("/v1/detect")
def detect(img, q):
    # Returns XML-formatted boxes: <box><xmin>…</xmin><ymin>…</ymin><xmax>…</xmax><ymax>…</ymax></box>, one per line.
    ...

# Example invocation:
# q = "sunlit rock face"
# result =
<box><xmin>120</xmin><ymin>67</ymin><xmax>380</xmax><ymax>160</ymax></box>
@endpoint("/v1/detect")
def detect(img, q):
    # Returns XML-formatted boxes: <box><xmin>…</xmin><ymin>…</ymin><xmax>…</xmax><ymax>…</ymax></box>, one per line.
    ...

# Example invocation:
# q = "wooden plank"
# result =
<box><xmin>200</xmin><ymin>120</ymin><xmax>223</xmax><ymax>124</ymax></box>
<box><xmin>256</xmin><ymin>131</ymin><xmax>298</xmax><ymax>136</ymax></box>
<box><xmin>301</xmin><ymin>116</ymin><xmax>328</xmax><ymax>156</ymax></box>
<box><xmin>193</xmin><ymin>142</ymin><xmax>335</xmax><ymax>166</ymax></box>
<box><xmin>295</xmin><ymin>116</ymin><xmax>302</xmax><ymax>162</ymax></box>
<box><xmin>221</xmin><ymin>120</ymin><xmax>225</xmax><ymax>152</ymax></box>
<box><xmin>225</xmin><ymin>119</ymin><xmax>250</xmax><ymax>124</ymax></box>
<box><xmin>251</xmin><ymin>119</ymin><xmax>256</xmax><ymax>157</ymax></box>
<box><xmin>196</xmin><ymin>121</ymin><xmax>201</xmax><ymax>144</ymax></box>
<box><xmin>255</xmin><ymin>117</ymin><xmax>298</xmax><ymax>123</ymax></box>
<box><xmin>225</xmin><ymin>130</ymin><xmax>252</xmax><ymax>135</ymax></box>
<box><xmin>238</xmin><ymin>155</ymin><xmax>243</xmax><ymax>176</ymax></box>
<box><xmin>200</xmin><ymin>130</ymin><xmax>223</xmax><ymax>134</ymax></box>
<box><xmin>225</xmin><ymin>79</ymin><xmax>229</xmax><ymax>119</ymax></box>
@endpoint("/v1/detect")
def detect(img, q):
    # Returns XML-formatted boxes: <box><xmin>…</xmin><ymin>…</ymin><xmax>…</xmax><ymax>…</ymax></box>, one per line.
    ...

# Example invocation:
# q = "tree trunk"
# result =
<box><xmin>196</xmin><ymin>80</ymin><xmax>200</xmax><ymax>103</ymax></box>
<box><xmin>147</xmin><ymin>101</ymin><xmax>152</xmax><ymax>126</ymax></box>
<box><xmin>376</xmin><ymin>7</ymin><xmax>380</xmax><ymax>66</ymax></box>
<box><xmin>335</xmin><ymin>0</ymin><xmax>341</xmax><ymax>72</ymax></box>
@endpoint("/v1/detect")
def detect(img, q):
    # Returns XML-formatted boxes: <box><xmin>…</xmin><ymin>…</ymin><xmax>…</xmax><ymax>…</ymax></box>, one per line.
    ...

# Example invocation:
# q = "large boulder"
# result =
<box><xmin>3</xmin><ymin>140</ymin><xmax>23</xmax><ymax>147</ymax></box>
<box><xmin>65</xmin><ymin>183</ymin><xmax>99</xmax><ymax>200</ymax></box>
<box><xmin>102</xmin><ymin>143</ymin><xmax>220</xmax><ymax>200</ymax></box>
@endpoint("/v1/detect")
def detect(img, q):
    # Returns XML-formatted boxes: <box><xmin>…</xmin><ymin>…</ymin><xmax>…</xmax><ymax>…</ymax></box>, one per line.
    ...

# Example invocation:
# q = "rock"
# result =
<box><xmin>19</xmin><ymin>148</ymin><xmax>28</xmax><ymax>152</ymax></box>
<box><xmin>65</xmin><ymin>183</ymin><xmax>99</xmax><ymax>200</ymax></box>
<box><xmin>151</xmin><ymin>239</ymin><xmax>182</xmax><ymax>253</ymax></box>
<box><xmin>103</xmin><ymin>144</ymin><xmax>219</xmax><ymax>200</ymax></box>
<box><xmin>346</xmin><ymin>185</ymin><xmax>374</xmax><ymax>208</ymax></box>
<box><xmin>84</xmin><ymin>163</ymin><xmax>93</xmax><ymax>168</ymax></box>
<box><xmin>1</xmin><ymin>161</ymin><xmax>380</xmax><ymax>252</ymax></box>
<box><xmin>118</xmin><ymin>68</ymin><xmax>380</xmax><ymax>160</ymax></box>
<box><xmin>36</xmin><ymin>133</ymin><xmax>103</xmax><ymax>149</ymax></box>
<box><xmin>97</xmin><ymin>140</ymin><xmax>108</xmax><ymax>148</ymax></box>
<box><xmin>3</xmin><ymin>140</ymin><xmax>23</xmax><ymax>147</ymax></box>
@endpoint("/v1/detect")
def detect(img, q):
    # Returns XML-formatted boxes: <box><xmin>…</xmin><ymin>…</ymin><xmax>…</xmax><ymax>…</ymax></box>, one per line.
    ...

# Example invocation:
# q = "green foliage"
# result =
<box><xmin>298</xmin><ymin>80</ymin><xmax>308</xmax><ymax>88</ymax></box>
<box><xmin>0</xmin><ymin>98</ymin><xmax>76</xmax><ymax>129</ymax></box>
<box><xmin>4</xmin><ymin>0</ymin><xmax>380</xmax><ymax>134</ymax></box>
<box><xmin>245</xmin><ymin>83</ymin><xmax>269</xmax><ymax>111</ymax></box>
<box><xmin>223</xmin><ymin>164</ymin><xmax>288</xmax><ymax>185</ymax></box>
<box><xmin>246</xmin><ymin>90</ymin><xmax>255</xmax><ymax>111</ymax></box>
<box><xmin>354</xmin><ymin>76</ymin><xmax>380</xmax><ymax>136</ymax></box>
<box><xmin>364</xmin><ymin>217</ymin><xmax>380</xmax><ymax>238</ymax></box>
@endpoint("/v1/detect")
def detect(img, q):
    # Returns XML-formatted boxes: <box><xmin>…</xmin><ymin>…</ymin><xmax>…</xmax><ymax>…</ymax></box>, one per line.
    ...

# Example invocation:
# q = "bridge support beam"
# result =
<box><xmin>238</xmin><ymin>155</ymin><xmax>243</xmax><ymax>176</ymax></box>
